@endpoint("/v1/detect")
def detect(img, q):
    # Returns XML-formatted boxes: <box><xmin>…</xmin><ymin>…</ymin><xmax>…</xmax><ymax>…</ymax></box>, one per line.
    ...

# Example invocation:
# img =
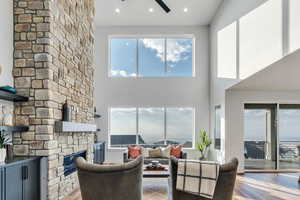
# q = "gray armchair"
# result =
<box><xmin>76</xmin><ymin>156</ymin><xmax>143</xmax><ymax>200</ymax></box>
<box><xmin>169</xmin><ymin>157</ymin><xmax>238</xmax><ymax>200</ymax></box>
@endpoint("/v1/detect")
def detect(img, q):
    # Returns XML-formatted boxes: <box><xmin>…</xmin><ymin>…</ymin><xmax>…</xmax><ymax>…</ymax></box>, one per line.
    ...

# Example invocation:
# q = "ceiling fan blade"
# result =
<box><xmin>155</xmin><ymin>0</ymin><xmax>171</xmax><ymax>13</ymax></box>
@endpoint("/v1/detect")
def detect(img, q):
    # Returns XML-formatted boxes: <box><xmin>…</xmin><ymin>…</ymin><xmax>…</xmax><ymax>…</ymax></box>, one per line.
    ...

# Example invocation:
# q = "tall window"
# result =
<box><xmin>289</xmin><ymin>0</ymin><xmax>300</xmax><ymax>53</ymax></box>
<box><xmin>217</xmin><ymin>22</ymin><xmax>237</xmax><ymax>79</ymax></box>
<box><xmin>109</xmin><ymin>37</ymin><xmax>194</xmax><ymax>77</ymax></box>
<box><xmin>109</xmin><ymin>107</ymin><xmax>194</xmax><ymax>148</ymax></box>
<box><xmin>214</xmin><ymin>106</ymin><xmax>221</xmax><ymax>150</ymax></box>
<box><xmin>217</xmin><ymin>0</ymin><xmax>285</xmax><ymax>80</ymax></box>
<box><xmin>278</xmin><ymin>105</ymin><xmax>300</xmax><ymax>170</ymax></box>
<box><xmin>239</xmin><ymin>0</ymin><xmax>282</xmax><ymax>79</ymax></box>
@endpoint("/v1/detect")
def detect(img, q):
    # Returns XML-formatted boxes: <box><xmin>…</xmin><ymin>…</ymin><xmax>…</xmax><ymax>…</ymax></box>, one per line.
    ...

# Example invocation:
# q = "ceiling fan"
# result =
<box><xmin>154</xmin><ymin>0</ymin><xmax>171</xmax><ymax>13</ymax></box>
<box><xmin>121</xmin><ymin>0</ymin><xmax>171</xmax><ymax>13</ymax></box>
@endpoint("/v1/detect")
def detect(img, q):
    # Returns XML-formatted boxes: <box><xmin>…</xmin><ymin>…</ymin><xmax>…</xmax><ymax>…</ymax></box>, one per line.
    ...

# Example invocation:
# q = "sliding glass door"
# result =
<box><xmin>244</xmin><ymin>104</ymin><xmax>277</xmax><ymax>170</ymax></box>
<box><xmin>278</xmin><ymin>105</ymin><xmax>300</xmax><ymax>170</ymax></box>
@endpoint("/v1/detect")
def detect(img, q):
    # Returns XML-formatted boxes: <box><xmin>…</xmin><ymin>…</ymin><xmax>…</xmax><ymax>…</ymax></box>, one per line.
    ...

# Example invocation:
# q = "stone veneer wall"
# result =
<box><xmin>13</xmin><ymin>0</ymin><xmax>95</xmax><ymax>199</ymax></box>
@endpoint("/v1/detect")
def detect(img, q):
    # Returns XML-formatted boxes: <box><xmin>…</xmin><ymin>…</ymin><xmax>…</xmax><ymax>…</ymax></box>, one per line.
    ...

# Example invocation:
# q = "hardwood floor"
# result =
<box><xmin>65</xmin><ymin>173</ymin><xmax>300</xmax><ymax>200</ymax></box>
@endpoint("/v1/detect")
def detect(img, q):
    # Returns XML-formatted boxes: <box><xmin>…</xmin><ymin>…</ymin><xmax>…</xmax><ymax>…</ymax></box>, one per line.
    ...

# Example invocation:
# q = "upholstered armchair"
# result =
<box><xmin>169</xmin><ymin>157</ymin><xmax>238</xmax><ymax>200</ymax></box>
<box><xmin>76</xmin><ymin>156</ymin><xmax>143</xmax><ymax>200</ymax></box>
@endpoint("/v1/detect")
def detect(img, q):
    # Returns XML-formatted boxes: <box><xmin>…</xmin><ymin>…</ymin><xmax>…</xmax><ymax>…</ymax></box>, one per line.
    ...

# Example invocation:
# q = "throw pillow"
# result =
<box><xmin>171</xmin><ymin>145</ymin><xmax>182</xmax><ymax>158</ymax></box>
<box><xmin>128</xmin><ymin>146</ymin><xmax>141</xmax><ymax>159</ymax></box>
<box><xmin>161</xmin><ymin>145</ymin><xmax>172</xmax><ymax>158</ymax></box>
<box><xmin>148</xmin><ymin>148</ymin><xmax>162</xmax><ymax>158</ymax></box>
<box><xmin>141</xmin><ymin>147</ymin><xmax>149</xmax><ymax>157</ymax></box>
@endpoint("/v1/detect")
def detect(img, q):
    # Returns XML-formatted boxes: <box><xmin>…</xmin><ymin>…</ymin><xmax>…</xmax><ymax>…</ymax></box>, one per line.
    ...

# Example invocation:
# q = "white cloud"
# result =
<box><xmin>111</xmin><ymin>70</ymin><xmax>136</xmax><ymax>77</ymax></box>
<box><xmin>141</xmin><ymin>39</ymin><xmax>192</xmax><ymax>63</ymax></box>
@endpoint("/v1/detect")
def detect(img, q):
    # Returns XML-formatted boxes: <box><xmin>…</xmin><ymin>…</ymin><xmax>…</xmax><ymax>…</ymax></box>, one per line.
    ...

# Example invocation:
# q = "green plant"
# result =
<box><xmin>196</xmin><ymin>130</ymin><xmax>212</xmax><ymax>159</ymax></box>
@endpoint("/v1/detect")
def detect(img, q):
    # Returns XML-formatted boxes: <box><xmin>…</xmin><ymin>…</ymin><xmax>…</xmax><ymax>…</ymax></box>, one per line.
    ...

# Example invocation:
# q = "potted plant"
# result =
<box><xmin>196</xmin><ymin>130</ymin><xmax>212</xmax><ymax>160</ymax></box>
<box><xmin>0</xmin><ymin>133</ymin><xmax>7</xmax><ymax>162</ymax></box>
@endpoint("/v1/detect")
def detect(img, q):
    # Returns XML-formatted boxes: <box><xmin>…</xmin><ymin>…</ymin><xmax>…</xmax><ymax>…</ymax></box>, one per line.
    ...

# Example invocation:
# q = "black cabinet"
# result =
<box><xmin>5</xmin><ymin>164</ymin><xmax>23</xmax><ymax>200</ymax></box>
<box><xmin>1</xmin><ymin>157</ymin><xmax>40</xmax><ymax>200</ymax></box>
<box><xmin>23</xmin><ymin>159</ymin><xmax>40</xmax><ymax>200</ymax></box>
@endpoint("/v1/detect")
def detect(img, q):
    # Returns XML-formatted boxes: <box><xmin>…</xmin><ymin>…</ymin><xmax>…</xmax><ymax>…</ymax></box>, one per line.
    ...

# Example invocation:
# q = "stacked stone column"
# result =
<box><xmin>13</xmin><ymin>0</ymin><xmax>95</xmax><ymax>199</ymax></box>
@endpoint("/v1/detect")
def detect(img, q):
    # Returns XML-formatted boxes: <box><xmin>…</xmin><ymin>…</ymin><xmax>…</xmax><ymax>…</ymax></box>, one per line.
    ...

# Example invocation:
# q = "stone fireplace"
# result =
<box><xmin>13</xmin><ymin>0</ymin><xmax>95</xmax><ymax>199</ymax></box>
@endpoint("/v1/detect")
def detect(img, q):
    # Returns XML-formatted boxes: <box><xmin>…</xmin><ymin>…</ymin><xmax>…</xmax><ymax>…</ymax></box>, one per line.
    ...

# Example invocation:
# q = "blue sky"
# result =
<box><xmin>110</xmin><ymin>38</ymin><xmax>193</xmax><ymax>77</ymax></box>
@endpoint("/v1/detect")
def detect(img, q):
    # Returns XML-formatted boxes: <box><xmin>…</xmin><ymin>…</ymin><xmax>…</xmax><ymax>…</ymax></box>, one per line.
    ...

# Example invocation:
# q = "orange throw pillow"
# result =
<box><xmin>171</xmin><ymin>146</ymin><xmax>182</xmax><ymax>158</ymax></box>
<box><xmin>128</xmin><ymin>146</ymin><xmax>141</xmax><ymax>159</ymax></box>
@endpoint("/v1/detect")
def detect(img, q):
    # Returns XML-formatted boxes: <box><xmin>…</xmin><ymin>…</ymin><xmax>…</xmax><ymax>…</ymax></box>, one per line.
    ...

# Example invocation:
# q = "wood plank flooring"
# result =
<box><xmin>65</xmin><ymin>173</ymin><xmax>300</xmax><ymax>200</ymax></box>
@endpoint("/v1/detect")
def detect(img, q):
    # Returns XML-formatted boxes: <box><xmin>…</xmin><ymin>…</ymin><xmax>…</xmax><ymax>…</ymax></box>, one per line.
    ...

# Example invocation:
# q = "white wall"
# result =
<box><xmin>0</xmin><ymin>1</ymin><xmax>13</xmax><ymax>86</ymax></box>
<box><xmin>95</xmin><ymin>26</ymin><xmax>210</xmax><ymax>162</ymax></box>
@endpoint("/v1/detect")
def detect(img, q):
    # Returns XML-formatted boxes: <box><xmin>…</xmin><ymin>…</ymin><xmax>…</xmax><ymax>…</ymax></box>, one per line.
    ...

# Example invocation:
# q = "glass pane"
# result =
<box><xmin>215</xmin><ymin>106</ymin><xmax>221</xmax><ymax>150</ymax></box>
<box><xmin>110</xmin><ymin>39</ymin><xmax>137</xmax><ymax>77</ymax></box>
<box><xmin>138</xmin><ymin>39</ymin><xmax>165</xmax><ymax>77</ymax></box>
<box><xmin>166</xmin><ymin>108</ymin><xmax>194</xmax><ymax>147</ymax></box>
<box><xmin>279</xmin><ymin>108</ymin><xmax>300</xmax><ymax>169</ymax></box>
<box><xmin>289</xmin><ymin>0</ymin><xmax>300</xmax><ymax>53</ymax></box>
<box><xmin>110</xmin><ymin>108</ymin><xmax>137</xmax><ymax>147</ymax></box>
<box><xmin>217</xmin><ymin>22</ymin><xmax>237</xmax><ymax>79</ymax></box>
<box><xmin>244</xmin><ymin>109</ymin><xmax>276</xmax><ymax>170</ymax></box>
<box><xmin>239</xmin><ymin>0</ymin><xmax>282</xmax><ymax>79</ymax></box>
<box><xmin>138</xmin><ymin>108</ymin><xmax>164</xmax><ymax>145</ymax></box>
<box><xmin>166</xmin><ymin>38</ymin><xmax>193</xmax><ymax>77</ymax></box>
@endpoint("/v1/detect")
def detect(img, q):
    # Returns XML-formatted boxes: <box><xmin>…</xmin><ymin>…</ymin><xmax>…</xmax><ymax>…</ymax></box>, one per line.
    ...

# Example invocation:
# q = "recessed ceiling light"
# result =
<box><xmin>149</xmin><ymin>8</ymin><xmax>154</xmax><ymax>13</ymax></box>
<box><xmin>115</xmin><ymin>8</ymin><xmax>120</xmax><ymax>13</ymax></box>
<box><xmin>183</xmin><ymin>8</ymin><xmax>188</xmax><ymax>12</ymax></box>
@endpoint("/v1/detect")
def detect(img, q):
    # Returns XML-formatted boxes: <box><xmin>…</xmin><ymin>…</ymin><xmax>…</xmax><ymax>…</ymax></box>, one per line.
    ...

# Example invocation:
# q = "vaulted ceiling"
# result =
<box><xmin>95</xmin><ymin>0</ymin><xmax>223</xmax><ymax>26</ymax></box>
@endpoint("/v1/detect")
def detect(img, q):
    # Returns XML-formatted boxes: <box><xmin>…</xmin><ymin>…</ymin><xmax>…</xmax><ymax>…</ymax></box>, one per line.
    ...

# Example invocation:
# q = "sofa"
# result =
<box><xmin>169</xmin><ymin>156</ymin><xmax>239</xmax><ymax>200</ymax></box>
<box><xmin>123</xmin><ymin>146</ymin><xmax>187</xmax><ymax>165</ymax></box>
<box><xmin>76</xmin><ymin>156</ymin><xmax>143</xmax><ymax>200</ymax></box>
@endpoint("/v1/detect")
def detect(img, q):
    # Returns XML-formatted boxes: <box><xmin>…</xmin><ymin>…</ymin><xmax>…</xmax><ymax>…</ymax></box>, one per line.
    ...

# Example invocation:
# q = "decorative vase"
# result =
<box><xmin>199</xmin><ymin>149</ymin><xmax>208</xmax><ymax>160</ymax></box>
<box><xmin>0</xmin><ymin>148</ymin><xmax>6</xmax><ymax>163</ymax></box>
<box><xmin>2</xmin><ymin>104</ymin><xmax>13</xmax><ymax>126</ymax></box>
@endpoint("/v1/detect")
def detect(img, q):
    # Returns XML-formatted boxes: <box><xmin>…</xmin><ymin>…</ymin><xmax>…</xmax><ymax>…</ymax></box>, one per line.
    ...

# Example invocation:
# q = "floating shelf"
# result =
<box><xmin>55</xmin><ymin>121</ymin><xmax>97</xmax><ymax>133</ymax></box>
<box><xmin>0</xmin><ymin>90</ymin><xmax>28</xmax><ymax>102</ymax></box>
<box><xmin>0</xmin><ymin>126</ymin><xmax>29</xmax><ymax>132</ymax></box>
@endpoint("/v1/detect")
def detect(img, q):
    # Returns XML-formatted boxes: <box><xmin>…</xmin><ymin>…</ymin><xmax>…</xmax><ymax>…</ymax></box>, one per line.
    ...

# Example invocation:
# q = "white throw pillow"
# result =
<box><xmin>161</xmin><ymin>145</ymin><xmax>172</xmax><ymax>158</ymax></box>
<box><xmin>141</xmin><ymin>147</ymin><xmax>149</xmax><ymax>157</ymax></box>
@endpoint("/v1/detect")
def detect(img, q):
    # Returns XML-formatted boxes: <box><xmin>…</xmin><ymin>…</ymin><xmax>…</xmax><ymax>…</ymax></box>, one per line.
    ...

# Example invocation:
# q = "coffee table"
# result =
<box><xmin>143</xmin><ymin>164</ymin><xmax>169</xmax><ymax>178</ymax></box>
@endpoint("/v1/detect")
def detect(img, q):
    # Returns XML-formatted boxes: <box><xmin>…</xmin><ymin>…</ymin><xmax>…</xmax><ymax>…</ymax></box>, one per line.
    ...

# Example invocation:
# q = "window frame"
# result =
<box><xmin>108</xmin><ymin>106</ymin><xmax>195</xmax><ymax>149</ymax></box>
<box><xmin>108</xmin><ymin>35</ymin><xmax>195</xmax><ymax>78</ymax></box>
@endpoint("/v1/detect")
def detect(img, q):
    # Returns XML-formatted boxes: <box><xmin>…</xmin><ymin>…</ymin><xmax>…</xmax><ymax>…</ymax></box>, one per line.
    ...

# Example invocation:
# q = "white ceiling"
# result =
<box><xmin>95</xmin><ymin>0</ymin><xmax>223</xmax><ymax>26</ymax></box>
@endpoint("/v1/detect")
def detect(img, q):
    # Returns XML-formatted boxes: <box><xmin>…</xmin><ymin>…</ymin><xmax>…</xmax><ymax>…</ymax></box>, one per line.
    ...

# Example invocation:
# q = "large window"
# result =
<box><xmin>217</xmin><ymin>0</ymin><xmax>286</xmax><ymax>80</ymax></box>
<box><xmin>109</xmin><ymin>107</ymin><xmax>194</xmax><ymax>148</ymax></box>
<box><xmin>109</xmin><ymin>37</ymin><xmax>194</xmax><ymax>77</ymax></box>
<box><xmin>217</xmin><ymin>22</ymin><xmax>237</xmax><ymax>79</ymax></box>
<box><xmin>110</xmin><ymin>39</ymin><xmax>137</xmax><ymax>77</ymax></box>
<box><xmin>289</xmin><ymin>0</ymin><xmax>300</xmax><ymax>53</ymax></box>
<box><xmin>239</xmin><ymin>0</ymin><xmax>282</xmax><ymax>79</ymax></box>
